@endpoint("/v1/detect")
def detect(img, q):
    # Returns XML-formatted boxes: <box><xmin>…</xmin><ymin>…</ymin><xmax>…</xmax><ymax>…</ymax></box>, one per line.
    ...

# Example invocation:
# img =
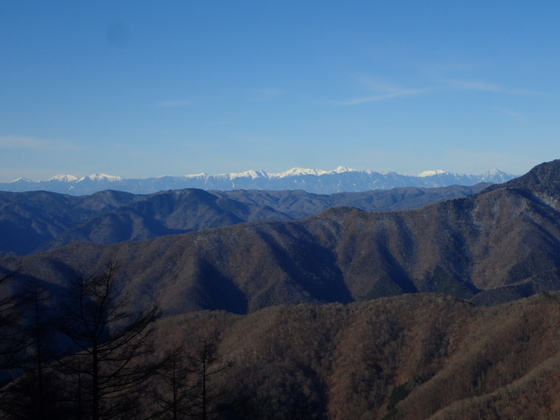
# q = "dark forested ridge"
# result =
<box><xmin>0</xmin><ymin>184</ymin><xmax>487</xmax><ymax>256</ymax></box>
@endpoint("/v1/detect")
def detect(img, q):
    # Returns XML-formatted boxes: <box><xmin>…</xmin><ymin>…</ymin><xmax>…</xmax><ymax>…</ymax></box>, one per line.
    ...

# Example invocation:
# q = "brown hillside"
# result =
<box><xmin>148</xmin><ymin>292</ymin><xmax>560</xmax><ymax>419</ymax></box>
<box><xmin>2</xmin><ymin>160</ymin><xmax>560</xmax><ymax>312</ymax></box>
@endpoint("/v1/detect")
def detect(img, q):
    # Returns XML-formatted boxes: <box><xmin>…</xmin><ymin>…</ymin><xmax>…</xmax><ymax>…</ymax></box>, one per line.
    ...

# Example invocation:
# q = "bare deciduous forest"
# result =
<box><xmin>3</xmin><ymin>160</ymin><xmax>560</xmax><ymax>418</ymax></box>
<box><xmin>3</xmin><ymin>263</ymin><xmax>560</xmax><ymax>419</ymax></box>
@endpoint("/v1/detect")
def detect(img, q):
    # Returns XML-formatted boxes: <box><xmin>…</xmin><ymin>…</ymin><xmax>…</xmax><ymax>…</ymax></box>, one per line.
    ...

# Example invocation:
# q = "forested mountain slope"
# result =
<box><xmin>2</xmin><ymin>160</ymin><xmax>560</xmax><ymax>419</ymax></box>
<box><xmin>2</xmin><ymin>160</ymin><xmax>559</xmax><ymax>311</ymax></box>
<box><xmin>149</xmin><ymin>292</ymin><xmax>560</xmax><ymax>419</ymax></box>
<box><xmin>0</xmin><ymin>184</ymin><xmax>486</xmax><ymax>256</ymax></box>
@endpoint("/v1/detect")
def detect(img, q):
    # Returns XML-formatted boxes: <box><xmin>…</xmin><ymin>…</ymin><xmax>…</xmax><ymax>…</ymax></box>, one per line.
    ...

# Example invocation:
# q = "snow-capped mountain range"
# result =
<box><xmin>0</xmin><ymin>166</ymin><xmax>516</xmax><ymax>195</ymax></box>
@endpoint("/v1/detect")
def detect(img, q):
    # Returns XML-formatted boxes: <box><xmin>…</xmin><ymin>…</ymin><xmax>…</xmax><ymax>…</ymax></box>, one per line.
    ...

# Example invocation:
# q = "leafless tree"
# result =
<box><xmin>149</xmin><ymin>346</ymin><xmax>191</xmax><ymax>420</ymax></box>
<box><xmin>184</xmin><ymin>336</ymin><xmax>232</xmax><ymax>420</ymax></box>
<box><xmin>0</xmin><ymin>270</ymin><xmax>27</xmax><ymax>375</ymax></box>
<box><xmin>149</xmin><ymin>335</ymin><xmax>232</xmax><ymax>420</ymax></box>
<box><xmin>56</xmin><ymin>262</ymin><xmax>161</xmax><ymax>420</ymax></box>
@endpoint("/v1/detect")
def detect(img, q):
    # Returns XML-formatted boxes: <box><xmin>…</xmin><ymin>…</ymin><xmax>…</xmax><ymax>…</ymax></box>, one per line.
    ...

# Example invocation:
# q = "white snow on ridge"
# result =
<box><xmin>417</xmin><ymin>169</ymin><xmax>448</xmax><ymax>177</ymax></box>
<box><xmin>3</xmin><ymin>166</ymin><xmax>516</xmax><ymax>196</ymax></box>
<box><xmin>332</xmin><ymin>165</ymin><xmax>357</xmax><ymax>174</ymax></box>
<box><xmin>48</xmin><ymin>174</ymin><xmax>79</xmax><ymax>182</ymax></box>
<box><xmin>8</xmin><ymin>167</ymin><xmax>511</xmax><ymax>183</ymax></box>
<box><xmin>272</xmin><ymin>167</ymin><xmax>327</xmax><ymax>177</ymax></box>
<box><xmin>79</xmin><ymin>174</ymin><xmax>124</xmax><ymax>182</ymax></box>
<box><xmin>180</xmin><ymin>173</ymin><xmax>207</xmax><ymax>179</ymax></box>
<box><xmin>227</xmin><ymin>169</ymin><xmax>268</xmax><ymax>180</ymax></box>
<box><xmin>269</xmin><ymin>166</ymin><xmax>360</xmax><ymax>177</ymax></box>
<box><xmin>9</xmin><ymin>177</ymin><xmax>33</xmax><ymax>183</ymax></box>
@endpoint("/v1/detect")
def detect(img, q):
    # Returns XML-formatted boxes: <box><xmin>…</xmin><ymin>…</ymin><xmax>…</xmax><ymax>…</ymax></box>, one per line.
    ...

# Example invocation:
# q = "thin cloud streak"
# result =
<box><xmin>495</xmin><ymin>107</ymin><xmax>527</xmax><ymax>123</ymax></box>
<box><xmin>330</xmin><ymin>74</ymin><xmax>435</xmax><ymax>106</ymax></box>
<box><xmin>444</xmin><ymin>79</ymin><xmax>545</xmax><ymax>96</ymax></box>
<box><xmin>332</xmin><ymin>77</ymin><xmax>545</xmax><ymax>107</ymax></box>
<box><xmin>335</xmin><ymin>87</ymin><xmax>433</xmax><ymax>106</ymax></box>
<box><xmin>445</xmin><ymin>79</ymin><xmax>502</xmax><ymax>92</ymax></box>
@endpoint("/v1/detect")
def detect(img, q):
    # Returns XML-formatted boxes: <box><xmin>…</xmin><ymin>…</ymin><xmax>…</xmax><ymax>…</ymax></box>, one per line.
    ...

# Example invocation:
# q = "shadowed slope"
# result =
<box><xmin>0</xmin><ymin>184</ymin><xmax>486</xmax><ymax>256</ymax></box>
<box><xmin>2</xmin><ymin>160</ymin><xmax>560</xmax><ymax>311</ymax></box>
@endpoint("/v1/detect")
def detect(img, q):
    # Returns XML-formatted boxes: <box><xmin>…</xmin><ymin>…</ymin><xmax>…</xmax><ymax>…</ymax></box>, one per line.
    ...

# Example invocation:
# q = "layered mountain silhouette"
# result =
<box><xmin>2</xmin><ymin>159</ymin><xmax>560</xmax><ymax>312</ymax></box>
<box><xmin>2</xmin><ymin>160</ymin><xmax>560</xmax><ymax>419</ymax></box>
<box><xmin>0</xmin><ymin>184</ymin><xmax>487</xmax><ymax>256</ymax></box>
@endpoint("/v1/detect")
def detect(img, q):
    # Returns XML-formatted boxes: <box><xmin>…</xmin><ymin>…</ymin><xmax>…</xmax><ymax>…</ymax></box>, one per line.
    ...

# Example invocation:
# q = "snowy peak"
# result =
<box><xmin>227</xmin><ymin>169</ymin><xmax>268</xmax><ymax>180</ymax></box>
<box><xmin>1</xmin><ymin>166</ymin><xmax>517</xmax><ymax>195</ymax></box>
<box><xmin>480</xmin><ymin>169</ymin><xmax>511</xmax><ymax>182</ymax></box>
<box><xmin>417</xmin><ymin>169</ymin><xmax>448</xmax><ymax>177</ymax></box>
<box><xmin>274</xmin><ymin>167</ymin><xmax>327</xmax><ymax>177</ymax></box>
<box><xmin>79</xmin><ymin>174</ymin><xmax>124</xmax><ymax>182</ymax></box>
<box><xmin>48</xmin><ymin>174</ymin><xmax>79</xmax><ymax>182</ymax></box>
<box><xmin>9</xmin><ymin>177</ymin><xmax>33</xmax><ymax>183</ymax></box>
<box><xmin>332</xmin><ymin>165</ymin><xmax>356</xmax><ymax>174</ymax></box>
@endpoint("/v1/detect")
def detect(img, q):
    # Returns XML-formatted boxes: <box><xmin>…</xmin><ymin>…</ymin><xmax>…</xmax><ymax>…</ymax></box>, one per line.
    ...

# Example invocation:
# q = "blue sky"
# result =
<box><xmin>1</xmin><ymin>1</ymin><xmax>559</xmax><ymax>181</ymax></box>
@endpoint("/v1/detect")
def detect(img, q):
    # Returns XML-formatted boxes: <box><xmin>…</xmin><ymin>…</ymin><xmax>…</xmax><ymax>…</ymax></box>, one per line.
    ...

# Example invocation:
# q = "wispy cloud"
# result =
<box><xmin>445</xmin><ymin>79</ymin><xmax>502</xmax><ymax>92</ymax></box>
<box><xmin>156</xmin><ymin>100</ymin><xmax>193</xmax><ymax>108</ymax></box>
<box><xmin>333</xmin><ymin>75</ymin><xmax>546</xmax><ymax>106</ymax></box>
<box><xmin>333</xmin><ymin>77</ymin><xmax>433</xmax><ymax>106</ymax></box>
<box><xmin>0</xmin><ymin>136</ymin><xmax>75</xmax><ymax>150</ymax></box>
<box><xmin>335</xmin><ymin>87</ymin><xmax>432</xmax><ymax>106</ymax></box>
<box><xmin>443</xmin><ymin>79</ymin><xmax>545</xmax><ymax>96</ymax></box>
<box><xmin>495</xmin><ymin>107</ymin><xmax>527</xmax><ymax>123</ymax></box>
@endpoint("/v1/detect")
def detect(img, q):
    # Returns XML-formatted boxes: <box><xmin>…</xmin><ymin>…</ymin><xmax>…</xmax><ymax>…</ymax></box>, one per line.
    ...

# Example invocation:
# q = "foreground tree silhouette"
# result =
<box><xmin>0</xmin><ymin>271</ymin><xmax>26</xmax><ymax>376</ymax></box>
<box><xmin>185</xmin><ymin>336</ymin><xmax>232</xmax><ymax>420</ymax></box>
<box><xmin>150</xmin><ymin>346</ymin><xmax>191</xmax><ymax>419</ymax></box>
<box><xmin>150</xmin><ymin>335</ymin><xmax>232</xmax><ymax>420</ymax></box>
<box><xmin>0</xmin><ymin>270</ymin><xmax>29</xmax><ymax>415</ymax></box>
<box><xmin>56</xmin><ymin>262</ymin><xmax>161</xmax><ymax>420</ymax></box>
<box><xmin>4</xmin><ymin>277</ymin><xmax>63</xmax><ymax>420</ymax></box>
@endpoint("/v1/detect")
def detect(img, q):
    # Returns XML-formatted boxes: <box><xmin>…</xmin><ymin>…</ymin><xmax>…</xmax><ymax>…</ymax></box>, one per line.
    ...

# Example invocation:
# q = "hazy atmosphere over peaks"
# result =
<box><xmin>1</xmin><ymin>1</ymin><xmax>560</xmax><ymax>182</ymax></box>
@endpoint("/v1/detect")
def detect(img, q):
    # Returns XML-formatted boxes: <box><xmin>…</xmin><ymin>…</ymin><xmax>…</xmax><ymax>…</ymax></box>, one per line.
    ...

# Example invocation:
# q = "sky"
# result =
<box><xmin>1</xmin><ymin>1</ymin><xmax>560</xmax><ymax>182</ymax></box>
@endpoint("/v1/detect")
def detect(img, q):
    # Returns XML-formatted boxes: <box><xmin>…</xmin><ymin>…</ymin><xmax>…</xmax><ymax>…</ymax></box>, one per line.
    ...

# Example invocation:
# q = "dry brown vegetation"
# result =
<box><xmin>3</xmin><ymin>161</ymin><xmax>560</xmax><ymax>313</ymax></box>
<box><xmin>143</xmin><ymin>292</ymin><xmax>560</xmax><ymax>419</ymax></box>
<box><xmin>2</xmin><ymin>160</ymin><xmax>560</xmax><ymax>418</ymax></box>
<box><xmin>5</xmin><ymin>285</ymin><xmax>560</xmax><ymax>418</ymax></box>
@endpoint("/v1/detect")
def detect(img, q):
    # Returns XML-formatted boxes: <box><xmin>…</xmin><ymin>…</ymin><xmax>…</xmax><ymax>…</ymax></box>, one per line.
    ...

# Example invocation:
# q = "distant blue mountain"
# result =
<box><xmin>0</xmin><ymin>166</ymin><xmax>515</xmax><ymax>195</ymax></box>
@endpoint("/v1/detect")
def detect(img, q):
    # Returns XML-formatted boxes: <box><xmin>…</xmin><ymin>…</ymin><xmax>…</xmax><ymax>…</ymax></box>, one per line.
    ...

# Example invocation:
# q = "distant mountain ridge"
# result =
<box><xmin>3</xmin><ymin>159</ymin><xmax>560</xmax><ymax>313</ymax></box>
<box><xmin>0</xmin><ymin>166</ymin><xmax>514</xmax><ymax>195</ymax></box>
<box><xmin>0</xmin><ymin>183</ymin><xmax>488</xmax><ymax>256</ymax></box>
